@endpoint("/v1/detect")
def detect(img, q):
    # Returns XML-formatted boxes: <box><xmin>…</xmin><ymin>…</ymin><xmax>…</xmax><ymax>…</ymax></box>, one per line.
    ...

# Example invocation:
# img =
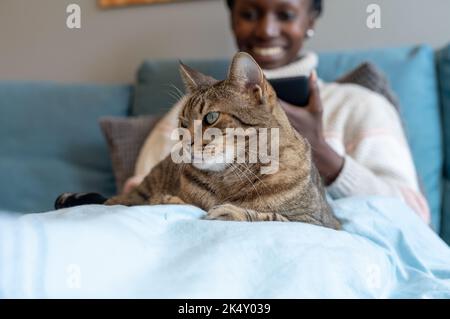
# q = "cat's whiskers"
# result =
<box><xmin>177</xmin><ymin>161</ymin><xmax>187</xmax><ymax>178</ymax></box>
<box><xmin>227</xmin><ymin>164</ymin><xmax>251</xmax><ymax>203</ymax></box>
<box><xmin>164</xmin><ymin>83</ymin><xmax>185</xmax><ymax>103</ymax></box>
<box><xmin>228</xmin><ymin>163</ymin><xmax>245</xmax><ymax>185</ymax></box>
<box><xmin>169</xmin><ymin>83</ymin><xmax>184</xmax><ymax>99</ymax></box>
<box><xmin>230</xmin><ymin>164</ymin><xmax>261</xmax><ymax>200</ymax></box>
<box><xmin>166</xmin><ymin>90</ymin><xmax>182</xmax><ymax>103</ymax></box>
<box><xmin>237</xmin><ymin>158</ymin><xmax>278</xmax><ymax>213</ymax></box>
<box><xmin>231</xmin><ymin>145</ymin><xmax>270</xmax><ymax>189</ymax></box>
<box><xmin>231</xmin><ymin>162</ymin><xmax>263</xmax><ymax>204</ymax></box>
<box><xmin>241</xmin><ymin>149</ymin><xmax>269</xmax><ymax>189</ymax></box>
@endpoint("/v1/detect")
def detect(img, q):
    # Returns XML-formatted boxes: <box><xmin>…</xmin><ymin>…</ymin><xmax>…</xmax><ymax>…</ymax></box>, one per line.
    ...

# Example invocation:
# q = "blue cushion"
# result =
<box><xmin>0</xmin><ymin>82</ymin><xmax>131</xmax><ymax>213</ymax></box>
<box><xmin>133</xmin><ymin>45</ymin><xmax>443</xmax><ymax>232</ymax></box>
<box><xmin>437</xmin><ymin>43</ymin><xmax>450</xmax><ymax>243</ymax></box>
<box><xmin>133</xmin><ymin>59</ymin><xmax>230</xmax><ymax>116</ymax></box>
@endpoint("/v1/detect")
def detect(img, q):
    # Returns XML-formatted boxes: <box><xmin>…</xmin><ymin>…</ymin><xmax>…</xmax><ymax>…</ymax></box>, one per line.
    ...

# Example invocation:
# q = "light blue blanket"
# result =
<box><xmin>1</xmin><ymin>196</ymin><xmax>450</xmax><ymax>298</ymax></box>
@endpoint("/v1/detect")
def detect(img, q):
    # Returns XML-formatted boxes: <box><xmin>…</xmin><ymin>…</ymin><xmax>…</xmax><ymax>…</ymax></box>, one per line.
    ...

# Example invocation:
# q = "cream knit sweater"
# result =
<box><xmin>132</xmin><ymin>53</ymin><xmax>430</xmax><ymax>223</ymax></box>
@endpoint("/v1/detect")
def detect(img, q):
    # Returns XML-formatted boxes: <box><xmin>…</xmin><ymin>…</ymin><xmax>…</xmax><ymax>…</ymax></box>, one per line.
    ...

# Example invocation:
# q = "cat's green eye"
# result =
<box><xmin>204</xmin><ymin>112</ymin><xmax>220</xmax><ymax>125</ymax></box>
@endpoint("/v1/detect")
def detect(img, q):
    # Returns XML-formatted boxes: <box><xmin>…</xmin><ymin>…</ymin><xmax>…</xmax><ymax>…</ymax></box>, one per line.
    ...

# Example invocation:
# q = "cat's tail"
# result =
<box><xmin>54</xmin><ymin>192</ymin><xmax>108</xmax><ymax>210</ymax></box>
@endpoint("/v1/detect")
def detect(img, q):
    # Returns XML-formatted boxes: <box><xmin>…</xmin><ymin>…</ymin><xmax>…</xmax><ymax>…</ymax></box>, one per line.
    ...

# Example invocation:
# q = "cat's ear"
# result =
<box><xmin>179</xmin><ymin>61</ymin><xmax>218</xmax><ymax>94</ymax></box>
<box><xmin>227</xmin><ymin>52</ymin><xmax>265</xmax><ymax>103</ymax></box>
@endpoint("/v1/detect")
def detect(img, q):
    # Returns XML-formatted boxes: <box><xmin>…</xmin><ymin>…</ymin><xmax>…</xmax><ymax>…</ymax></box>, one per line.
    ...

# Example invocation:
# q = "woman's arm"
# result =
<box><xmin>282</xmin><ymin>72</ymin><xmax>430</xmax><ymax>223</ymax></box>
<box><xmin>281</xmin><ymin>71</ymin><xmax>345</xmax><ymax>185</ymax></box>
<box><xmin>122</xmin><ymin>98</ymin><xmax>185</xmax><ymax>194</ymax></box>
<box><xmin>324</xmin><ymin>93</ymin><xmax>430</xmax><ymax>223</ymax></box>
<box><xmin>326</xmin><ymin>152</ymin><xmax>430</xmax><ymax>223</ymax></box>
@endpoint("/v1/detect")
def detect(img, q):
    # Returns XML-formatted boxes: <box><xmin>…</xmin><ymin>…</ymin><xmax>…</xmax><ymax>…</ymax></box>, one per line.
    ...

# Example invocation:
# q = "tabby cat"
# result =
<box><xmin>56</xmin><ymin>52</ymin><xmax>340</xmax><ymax>230</ymax></box>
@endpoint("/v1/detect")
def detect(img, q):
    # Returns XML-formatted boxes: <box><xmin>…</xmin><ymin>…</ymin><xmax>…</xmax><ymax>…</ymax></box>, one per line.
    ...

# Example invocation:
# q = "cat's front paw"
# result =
<box><xmin>104</xmin><ymin>197</ymin><xmax>120</xmax><ymax>206</ymax></box>
<box><xmin>206</xmin><ymin>204</ymin><xmax>247</xmax><ymax>221</ymax></box>
<box><xmin>161</xmin><ymin>195</ymin><xmax>186</xmax><ymax>205</ymax></box>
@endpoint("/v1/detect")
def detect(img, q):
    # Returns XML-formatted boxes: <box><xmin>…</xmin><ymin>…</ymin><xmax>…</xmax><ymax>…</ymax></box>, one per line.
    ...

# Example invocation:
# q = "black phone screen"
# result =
<box><xmin>268</xmin><ymin>76</ymin><xmax>310</xmax><ymax>107</ymax></box>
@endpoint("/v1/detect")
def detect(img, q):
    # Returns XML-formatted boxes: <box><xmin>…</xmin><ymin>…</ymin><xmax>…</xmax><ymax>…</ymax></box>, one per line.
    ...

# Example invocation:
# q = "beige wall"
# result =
<box><xmin>0</xmin><ymin>0</ymin><xmax>449</xmax><ymax>83</ymax></box>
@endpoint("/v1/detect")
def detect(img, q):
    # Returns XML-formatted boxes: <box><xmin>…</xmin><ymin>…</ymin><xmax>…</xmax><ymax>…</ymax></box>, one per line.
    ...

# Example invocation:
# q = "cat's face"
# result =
<box><xmin>176</xmin><ymin>52</ymin><xmax>279</xmax><ymax>174</ymax></box>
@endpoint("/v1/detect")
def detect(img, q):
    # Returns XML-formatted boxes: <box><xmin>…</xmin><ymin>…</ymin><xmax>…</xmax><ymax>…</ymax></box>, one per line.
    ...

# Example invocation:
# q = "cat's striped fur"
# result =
<box><xmin>105</xmin><ymin>52</ymin><xmax>340</xmax><ymax>229</ymax></box>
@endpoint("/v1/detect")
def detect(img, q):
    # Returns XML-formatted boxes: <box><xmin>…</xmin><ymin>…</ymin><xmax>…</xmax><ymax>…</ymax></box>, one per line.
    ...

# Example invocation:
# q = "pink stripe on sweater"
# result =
<box><xmin>344</xmin><ymin>129</ymin><xmax>399</xmax><ymax>153</ymax></box>
<box><xmin>323</xmin><ymin>131</ymin><xmax>341</xmax><ymax>139</ymax></box>
<box><xmin>400</xmin><ymin>187</ymin><xmax>431</xmax><ymax>224</ymax></box>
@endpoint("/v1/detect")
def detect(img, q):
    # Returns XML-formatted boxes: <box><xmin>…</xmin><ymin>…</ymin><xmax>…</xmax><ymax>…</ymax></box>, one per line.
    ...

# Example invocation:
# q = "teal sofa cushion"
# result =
<box><xmin>0</xmin><ymin>82</ymin><xmax>131</xmax><ymax>213</ymax></box>
<box><xmin>437</xmin><ymin>43</ymin><xmax>450</xmax><ymax>243</ymax></box>
<box><xmin>133</xmin><ymin>58</ymin><xmax>230</xmax><ymax>116</ymax></box>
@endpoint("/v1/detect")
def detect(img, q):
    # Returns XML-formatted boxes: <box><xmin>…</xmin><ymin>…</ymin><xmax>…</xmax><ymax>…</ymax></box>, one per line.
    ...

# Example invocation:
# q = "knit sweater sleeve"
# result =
<box><xmin>133</xmin><ymin>98</ymin><xmax>185</xmax><ymax>178</ymax></box>
<box><xmin>325</xmin><ymin>88</ymin><xmax>430</xmax><ymax>223</ymax></box>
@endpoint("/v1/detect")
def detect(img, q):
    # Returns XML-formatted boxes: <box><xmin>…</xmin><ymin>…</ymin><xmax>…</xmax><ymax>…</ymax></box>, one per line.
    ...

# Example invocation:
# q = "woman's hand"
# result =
<box><xmin>122</xmin><ymin>175</ymin><xmax>144</xmax><ymax>194</ymax></box>
<box><xmin>280</xmin><ymin>71</ymin><xmax>345</xmax><ymax>185</ymax></box>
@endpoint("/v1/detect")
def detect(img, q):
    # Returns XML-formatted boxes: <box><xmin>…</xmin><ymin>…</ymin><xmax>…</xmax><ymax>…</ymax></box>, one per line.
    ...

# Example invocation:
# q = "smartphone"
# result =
<box><xmin>268</xmin><ymin>75</ymin><xmax>310</xmax><ymax>107</ymax></box>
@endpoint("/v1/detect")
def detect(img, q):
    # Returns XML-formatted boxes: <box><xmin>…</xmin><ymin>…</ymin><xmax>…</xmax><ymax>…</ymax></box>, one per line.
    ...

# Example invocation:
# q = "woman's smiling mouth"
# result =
<box><xmin>252</xmin><ymin>46</ymin><xmax>284</xmax><ymax>57</ymax></box>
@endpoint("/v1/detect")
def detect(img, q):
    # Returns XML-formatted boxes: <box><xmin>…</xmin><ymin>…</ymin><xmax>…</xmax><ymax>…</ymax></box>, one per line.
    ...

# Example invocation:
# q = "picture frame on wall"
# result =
<box><xmin>98</xmin><ymin>0</ymin><xmax>205</xmax><ymax>8</ymax></box>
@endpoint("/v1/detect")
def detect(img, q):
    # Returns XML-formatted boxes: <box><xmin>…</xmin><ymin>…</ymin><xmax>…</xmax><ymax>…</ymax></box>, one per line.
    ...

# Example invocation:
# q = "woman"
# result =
<box><xmin>127</xmin><ymin>0</ymin><xmax>430</xmax><ymax>223</ymax></box>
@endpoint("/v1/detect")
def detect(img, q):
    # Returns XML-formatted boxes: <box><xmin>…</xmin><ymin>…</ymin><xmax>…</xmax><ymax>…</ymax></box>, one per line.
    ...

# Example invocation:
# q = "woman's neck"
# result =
<box><xmin>262</xmin><ymin>52</ymin><xmax>318</xmax><ymax>79</ymax></box>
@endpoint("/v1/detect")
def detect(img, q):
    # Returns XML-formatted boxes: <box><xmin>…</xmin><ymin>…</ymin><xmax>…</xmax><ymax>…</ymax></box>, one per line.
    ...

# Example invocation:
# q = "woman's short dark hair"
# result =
<box><xmin>226</xmin><ymin>0</ymin><xmax>323</xmax><ymax>17</ymax></box>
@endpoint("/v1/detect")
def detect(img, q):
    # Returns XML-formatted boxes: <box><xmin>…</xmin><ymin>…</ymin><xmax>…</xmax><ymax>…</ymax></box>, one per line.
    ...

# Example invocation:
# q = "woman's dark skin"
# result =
<box><xmin>230</xmin><ymin>0</ymin><xmax>344</xmax><ymax>185</ymax></box>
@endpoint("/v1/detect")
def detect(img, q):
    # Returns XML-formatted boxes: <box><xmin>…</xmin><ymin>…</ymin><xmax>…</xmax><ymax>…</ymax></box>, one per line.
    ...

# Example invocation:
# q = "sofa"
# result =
<box><xmin>0</xmin><ymin>43</ymin><xmax>449</xmax><ymax>245</ymax></box>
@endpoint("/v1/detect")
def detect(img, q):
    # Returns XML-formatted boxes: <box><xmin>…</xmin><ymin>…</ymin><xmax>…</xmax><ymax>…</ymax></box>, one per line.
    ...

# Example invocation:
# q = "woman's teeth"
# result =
<box><xmin>253</xmin><ymin>47</ymin><xmax>283</xmax><ymax>57</ymax></box>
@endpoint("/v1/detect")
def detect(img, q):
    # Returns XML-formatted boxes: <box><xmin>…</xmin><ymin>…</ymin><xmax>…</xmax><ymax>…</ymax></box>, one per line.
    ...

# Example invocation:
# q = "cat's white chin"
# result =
<box><xmin>192</xmin><ymin>151</ymin><xmax>231</xmax><ymax>172</ymax></box>
<box><xmin>192</xmin><ymin>147</ymin><xmax>234</xmax><ymax>172</ymax></box>
<box><xmin>192</xmin><ymin>160</ymin><xmax>228</xmax><ymax>172</ymax></box>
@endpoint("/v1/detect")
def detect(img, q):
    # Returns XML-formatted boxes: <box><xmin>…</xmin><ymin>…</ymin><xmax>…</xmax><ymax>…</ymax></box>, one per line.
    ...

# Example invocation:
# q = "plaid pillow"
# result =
<box><xmin>336</xmin><ymin>62</ymin><xmax>399</xmax><ymax>110</ymax></box>
<box><xmin>99</xmin><ymin>116</ymin><xmax>160</xmax><ymax>193</ymax></box>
